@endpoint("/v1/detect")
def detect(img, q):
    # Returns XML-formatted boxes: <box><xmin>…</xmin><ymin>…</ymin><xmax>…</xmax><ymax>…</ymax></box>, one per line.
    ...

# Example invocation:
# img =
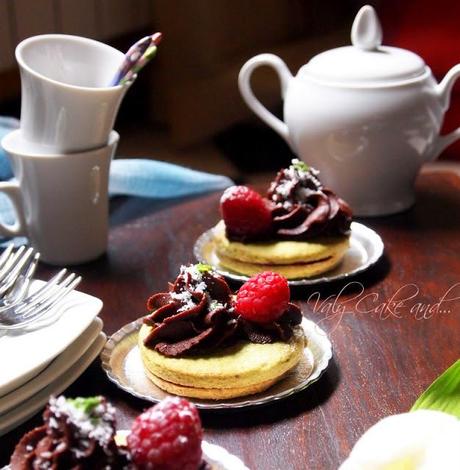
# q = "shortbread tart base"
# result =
<box><xmin>217</xmin><ymin>251</ymin><xmax>343</xmax><ymax>279</ymax></box>
<box><xmin>145</xmin><ymin>369</ymin><xmax>280</xmax><ymax>399</ymax></box>
<box><xmin>139</xmin><ymin>324</ymin><xmax>308</xmax><ymax>400</ymax></box>
<box><xmin>213</xmin><ymin>221</ymin><xmax>350</xmax><ymax>266</ymax></box>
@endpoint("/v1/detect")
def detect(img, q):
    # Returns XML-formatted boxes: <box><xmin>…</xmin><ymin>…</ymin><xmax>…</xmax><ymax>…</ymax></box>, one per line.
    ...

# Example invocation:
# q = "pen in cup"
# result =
<box><xmin>111</xmin><ymin>32</ymin><xmax>163</xmax><ymax>86</ymax></box>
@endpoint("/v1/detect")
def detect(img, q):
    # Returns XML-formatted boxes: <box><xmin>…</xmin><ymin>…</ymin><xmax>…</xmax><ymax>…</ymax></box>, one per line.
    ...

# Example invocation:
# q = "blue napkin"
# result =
<box><xmin>0</xmin><ymin>117</ymin><xmax>233</xmax><ymax>231</ymax></box>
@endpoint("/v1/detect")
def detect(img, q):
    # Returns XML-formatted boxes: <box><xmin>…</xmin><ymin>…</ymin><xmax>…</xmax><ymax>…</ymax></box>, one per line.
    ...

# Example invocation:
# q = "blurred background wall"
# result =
<box><xmin>0</xmin><ymin>0</ymin><xmax>459</xmax><ymax>180</ymax></box>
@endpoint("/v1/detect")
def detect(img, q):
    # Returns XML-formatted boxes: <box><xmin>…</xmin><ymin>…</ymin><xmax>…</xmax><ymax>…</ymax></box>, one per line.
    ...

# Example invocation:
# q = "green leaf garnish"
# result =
<box><xmin>291</xmin><ymin>159</ymin><xmax>310</xmax><ymax>173</ymax></box>
<box><xmin>67</xmin><ymin>396</ymin><xmax>102</xmax><ymax>415</ymax></box>
<box><xmin>411</xmin><ymin>359</ymin><xmax>460</xmax><ymax>418</ymax></box>
<box><xmin>195</xmin><ymin>263</ymin><xmax>212</xmax><ymax>273</ymax></box>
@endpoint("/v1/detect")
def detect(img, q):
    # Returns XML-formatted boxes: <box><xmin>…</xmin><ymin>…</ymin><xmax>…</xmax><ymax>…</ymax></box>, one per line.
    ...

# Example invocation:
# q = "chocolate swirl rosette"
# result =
<box><xmin>9</xmin><ymin>396</ymin><xmax>130</xmax><ymax>469</ymax></box>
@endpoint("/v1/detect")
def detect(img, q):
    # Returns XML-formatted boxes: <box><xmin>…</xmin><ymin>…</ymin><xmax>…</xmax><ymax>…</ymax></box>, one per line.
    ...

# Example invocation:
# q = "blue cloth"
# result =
<box><xmin>109</xmin><ymin>159</ymin><xmax>232</xmax><ymax>198</ymax></box>
<box><xmin>0</xmin><ymin>117</ymin><xmax>233</xmax><ymax>234</ymax></box>
<box><xmin>0</xmin><ymin>117</ymin><xmax>20</xmax><ymax>180</ymax></box>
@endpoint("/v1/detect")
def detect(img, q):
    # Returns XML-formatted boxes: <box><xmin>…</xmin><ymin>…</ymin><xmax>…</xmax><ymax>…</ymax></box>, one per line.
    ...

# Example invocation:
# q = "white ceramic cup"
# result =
<box><xmin>0</xmin><ymin>130</ymin><xmax>119</xmax><ymax>265</ymax></box>
<box><xmin>16</xmin><ymin>34</ymin><xmax>131</xmax><ymax>153</ymax></box>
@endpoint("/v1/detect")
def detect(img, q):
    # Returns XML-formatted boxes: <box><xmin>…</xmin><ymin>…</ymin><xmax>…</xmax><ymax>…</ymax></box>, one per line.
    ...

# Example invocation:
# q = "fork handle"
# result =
<box><xmin>0</xmin><ymin>181</ymin><xmax>26</xmax><ymax>237</ymax></box>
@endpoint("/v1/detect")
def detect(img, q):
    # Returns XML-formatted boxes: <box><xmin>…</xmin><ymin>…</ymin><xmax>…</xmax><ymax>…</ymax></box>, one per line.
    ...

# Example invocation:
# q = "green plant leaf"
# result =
<box><xmin>411</xmin><ymin>359</ymin><xmax>460</xmax><ymax>418</ymax></box>
<box><xmin>67</xmin><ymin>396</ymin><xmax>101</xmax><ymax>415</ymax></box>
<box><xmin>291</xmin><ymin>160</ymin><xmax>310</xmax><ymax>173</ymax></box>
<box><xmin>195</xmin><ymin>263</ymin><xmax>212</xmax><ymax>273</ymax></box>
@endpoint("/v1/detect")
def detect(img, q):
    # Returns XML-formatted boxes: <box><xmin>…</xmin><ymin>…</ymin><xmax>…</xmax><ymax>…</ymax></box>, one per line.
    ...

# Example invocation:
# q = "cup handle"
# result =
<box><xmin>238</xmin><ymin>53</ymin><xmax>292</xmax><ymax>142</ymax></box>
<box><xmin>0</xmin><ymin>181</ymin><xmax>26</xmax><ymax>238</ymax></box>
<box><xmin>432</xmin><ymin>64</ymin><xmax>460</xmax><ymax>159</ymax></box>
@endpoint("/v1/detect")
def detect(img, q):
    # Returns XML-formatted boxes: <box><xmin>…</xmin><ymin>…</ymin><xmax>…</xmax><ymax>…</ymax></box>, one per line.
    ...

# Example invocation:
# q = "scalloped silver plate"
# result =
<box><xmin>100</xmin><ymin>317</ymin><xmax>332</xmax><ymax>410</ymax></box>
<box><xmin>193</xmin><ymin>221</ymin><xmax>384</xmax><ymax>286</ymax></box>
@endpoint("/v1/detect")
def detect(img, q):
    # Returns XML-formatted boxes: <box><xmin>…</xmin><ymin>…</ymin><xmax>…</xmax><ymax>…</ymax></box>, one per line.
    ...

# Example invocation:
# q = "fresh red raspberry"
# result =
<box><xmin>235</xmin><ymin>271</ymin><xmax>290</xmax><ymax>323</ymax></box>
<box><xmin>220</xmin><ymin>186</ymin><xmax>272</xmax><ymax>238</ymax></box>
<box><xmin>127</xmin><ymin>397</ymin><xmax>203</xmax><ymax>470</ymax></box>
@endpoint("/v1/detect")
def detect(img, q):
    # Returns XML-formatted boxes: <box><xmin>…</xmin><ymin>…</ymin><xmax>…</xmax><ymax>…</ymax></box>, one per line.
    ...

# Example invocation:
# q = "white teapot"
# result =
<box><xmin>239</xmin><ymin>5</ymin><xmax>460</xmax><ymax>216</ymax></box>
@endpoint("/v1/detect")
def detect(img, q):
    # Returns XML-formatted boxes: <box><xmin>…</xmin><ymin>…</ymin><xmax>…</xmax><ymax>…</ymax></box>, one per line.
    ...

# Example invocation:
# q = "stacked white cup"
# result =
<box><xmin>0</xmin><ymin>35</ymin><xmax>132</xmax><ymax>265</ymax></box>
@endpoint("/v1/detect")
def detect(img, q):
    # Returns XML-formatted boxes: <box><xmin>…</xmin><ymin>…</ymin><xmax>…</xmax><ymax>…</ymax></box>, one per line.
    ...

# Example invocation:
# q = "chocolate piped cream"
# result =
<box><xmin>268</xmin><ymin>161</ymin><xmax>352</xmax><ymax>240</ymax></box>
<box><xmin>10</xmin><ymin>396</ymin><xmax>130</xmax><ymax>470</ymax></box>
<box><xmin>143</xmin><ymin>264</ymin><xmax>302</xmax><ymax>358</ymax></box>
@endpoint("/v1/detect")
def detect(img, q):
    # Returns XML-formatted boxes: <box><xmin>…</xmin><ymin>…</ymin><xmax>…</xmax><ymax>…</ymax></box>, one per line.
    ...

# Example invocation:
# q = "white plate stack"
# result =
<box><xmin>0</xmin><ymin>281</ymin><xmax>105</xmax><ymax>436</ymax></box>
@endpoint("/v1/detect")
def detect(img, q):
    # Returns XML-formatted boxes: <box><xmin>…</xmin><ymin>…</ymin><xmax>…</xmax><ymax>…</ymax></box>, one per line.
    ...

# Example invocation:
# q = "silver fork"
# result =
<box><xmin>0</xmin><ymin>269</ymin><xmax>82</xmax><ymax>329</ymax></box>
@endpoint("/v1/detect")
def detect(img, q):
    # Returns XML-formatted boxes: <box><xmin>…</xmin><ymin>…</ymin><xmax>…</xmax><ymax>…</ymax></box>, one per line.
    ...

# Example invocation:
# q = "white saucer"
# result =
<box><xmin>0</xmin><ymin>280</ymin><xmax>103</xmax><ymax>396</ymax></box>
<box><xmin>0</xmin><ymin>317</ymin><xmax>102</xmax><ymax>416</ymax></box>
<box><xmin>0</xmin><ymin>332</ymin><xmax>106</xmax><ymax>436</ymax></box>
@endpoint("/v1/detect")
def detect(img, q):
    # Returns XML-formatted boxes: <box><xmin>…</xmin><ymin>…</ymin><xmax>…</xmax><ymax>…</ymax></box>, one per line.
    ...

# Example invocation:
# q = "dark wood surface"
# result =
<box><xmin>1</xmin><ymin>171</ymin><xmax>460</xmax><ymax>469</ymax></box>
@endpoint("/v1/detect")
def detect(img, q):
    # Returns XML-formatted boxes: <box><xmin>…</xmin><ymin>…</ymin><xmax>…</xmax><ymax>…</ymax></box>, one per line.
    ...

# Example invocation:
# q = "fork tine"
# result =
<box><xmin>0</xmin><ymin>252</ymin><xmax>41</xmax><ymax>309</ymax></box>
<box><xmin>0</xmin><ymin>246</ymin><xmax>23</xmax><ymax>280</ymax></box>
<box><xmin>0</xmin><ymin>247</ymin><xmax>35</xmax><ymax>297</ymax></box>
<box><xmin>0</xmin><ymin>244</ymin><xmax>14</xmax><ymax>270</ymax></box>
<box><xmin>0</xmin><ymin>245</ymin><xmax>26</xmax><ymax>284</ymax></box>
<box><xmin>40</xmin><ymin>276</ymin><xmax>82</xmax><ymax>313</ymax></box>
<box><xmin>19</xmin><ymin>268</ymin><xmax>68</xmax><ymax>306</ymax></box>
<box><xmin>14</xmin><ymin>275</ymin><xmax>82</xmax><ymax>321</ymax></box>
<box><xmin>23</xmin><ymin>252</ymin><xmax>41</xmax><ymax>280</ymax></box>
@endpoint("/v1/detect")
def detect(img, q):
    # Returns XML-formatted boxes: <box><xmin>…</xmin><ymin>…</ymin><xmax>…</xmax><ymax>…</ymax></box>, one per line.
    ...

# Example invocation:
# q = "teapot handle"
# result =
<box><xmin>238</xmin><ymin>54</ymin><xmax>292</xmax><ymax>142</ymax></box>
<box><xmin>432</xmin><ymin>64</ymin><xmax>460</xmax><ymax>159</ymax></box>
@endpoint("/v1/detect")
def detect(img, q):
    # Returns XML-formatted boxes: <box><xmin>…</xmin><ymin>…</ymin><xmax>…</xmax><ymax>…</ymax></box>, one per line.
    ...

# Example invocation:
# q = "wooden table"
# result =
<box><xmin>1</xmin><ymin>171</ymin><xmax>459</xmax><ymax>469</ymax></box>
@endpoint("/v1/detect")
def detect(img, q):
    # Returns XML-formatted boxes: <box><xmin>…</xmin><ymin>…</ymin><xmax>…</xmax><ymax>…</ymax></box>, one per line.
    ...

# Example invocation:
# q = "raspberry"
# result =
<box><xmin>127</xmin><ymin>397</ymin><xmax>203</xmax><ymax>470</ymax></box>
<box><xmin>235</xmin><ymin>271</ymin><xmax>290</xmax><ymax>323</ymax></box>
<box><xmin>220</xmin><ymin>186</ymin><xmax>272</xmax><ymax>238</ymax></box>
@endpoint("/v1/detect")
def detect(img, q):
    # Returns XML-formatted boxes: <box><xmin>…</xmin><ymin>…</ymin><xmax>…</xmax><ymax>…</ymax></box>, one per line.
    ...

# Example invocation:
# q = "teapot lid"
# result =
<box><xmin>300</xmin><ymin>5</ymin><xmax>426</xmax><ymax>85</ymax></box>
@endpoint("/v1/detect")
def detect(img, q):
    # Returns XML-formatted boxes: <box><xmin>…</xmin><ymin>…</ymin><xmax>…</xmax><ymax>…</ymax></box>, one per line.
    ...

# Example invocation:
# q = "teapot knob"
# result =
<box><xmin>351</xmin><ymin>5</ymin><xmax>383</xmax><ymax>51</ymax></box>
